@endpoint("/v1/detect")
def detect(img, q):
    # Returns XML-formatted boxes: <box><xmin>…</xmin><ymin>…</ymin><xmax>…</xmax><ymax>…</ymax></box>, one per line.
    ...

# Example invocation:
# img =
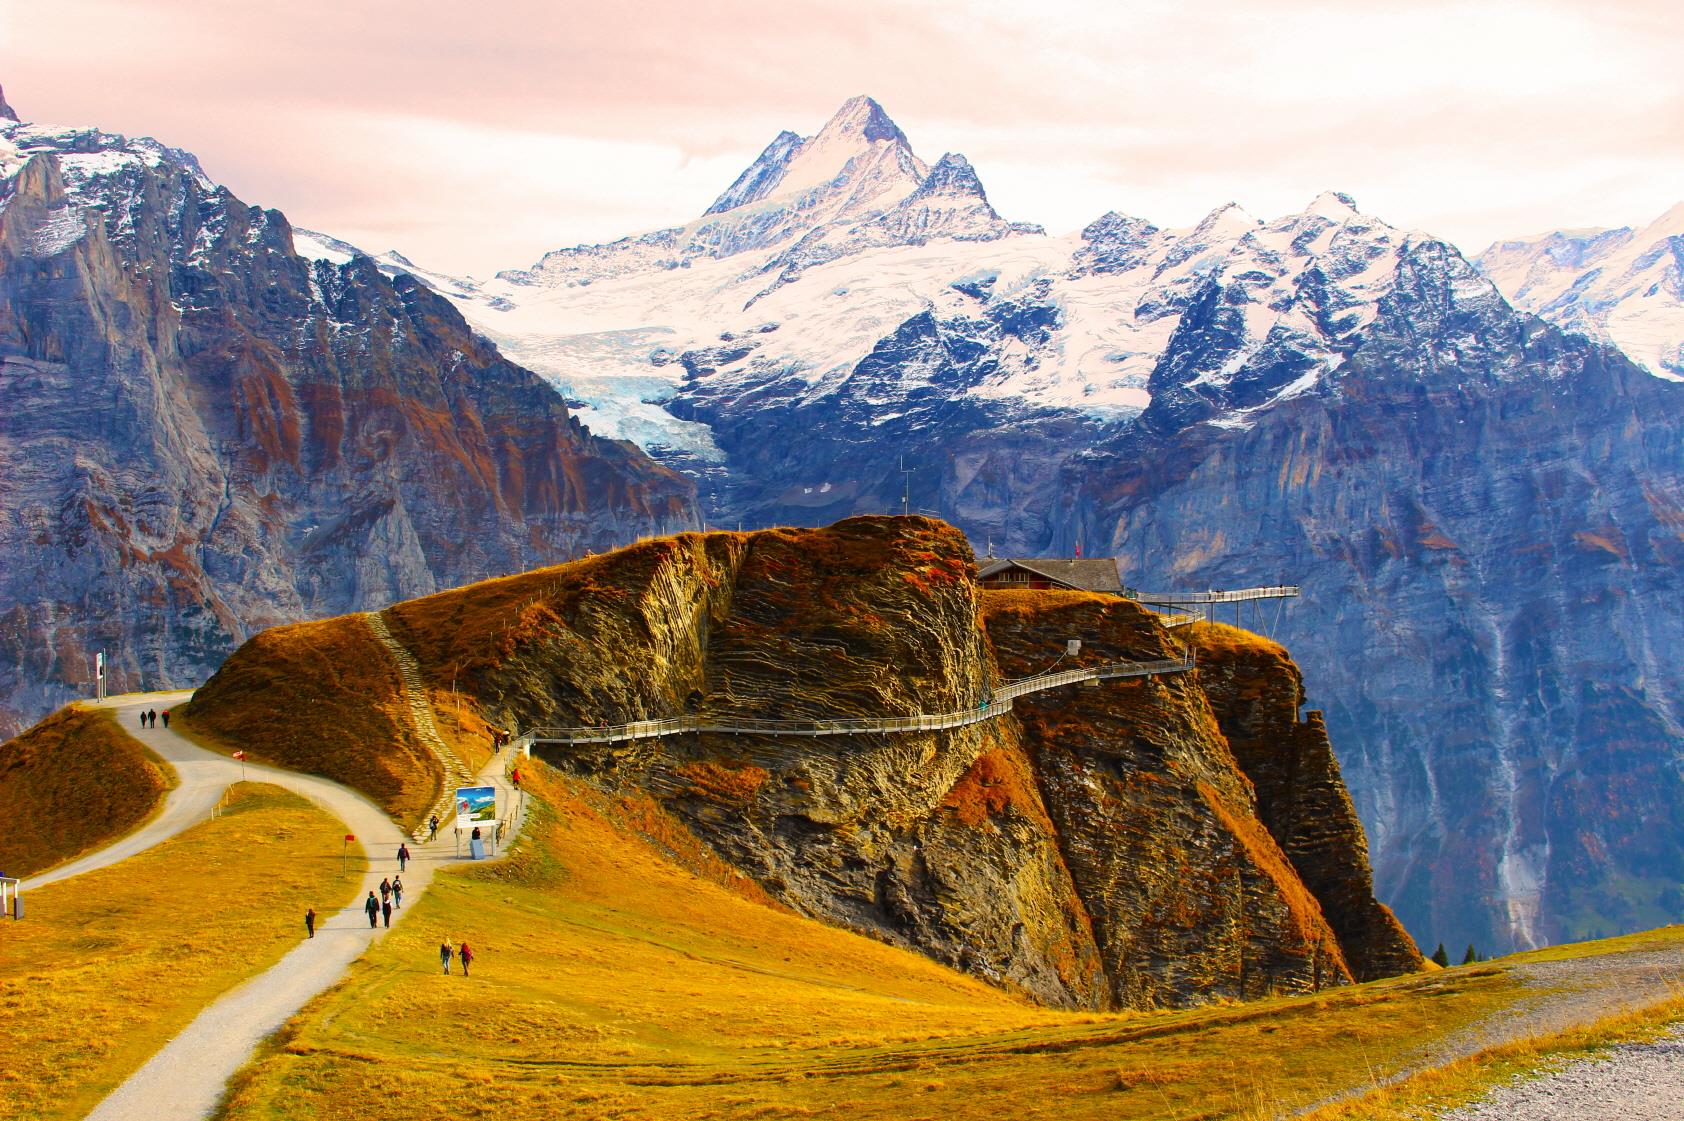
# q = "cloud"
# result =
<box><xmin>4</xmin><ymin>0</ymin><xmax>1679</xmax><ymax>274</ymax></box>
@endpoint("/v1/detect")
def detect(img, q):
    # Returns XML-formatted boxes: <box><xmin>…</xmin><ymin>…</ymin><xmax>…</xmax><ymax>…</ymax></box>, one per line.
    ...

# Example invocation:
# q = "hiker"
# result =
<box><xmin>391</xmin><ymin>875</ymin><xmax>403</xmax><ymax>908</ymax></box>
<box><xmin>138</xmin><ymin>711</ymin><xmax>146</xmax><ymax>729</ymax></box>
<box><xmin>439</xmin><ymin>941</ymin><xmax>453</xmax><ymax>974</ymax></box>
<box><xmin>511</xmin><ymin>767</ymin><xmax>521</xmax><ymax>789</ymax></box>
<box><xmin>162</xmin><ymin>710</ymin><xmax>170</xmax><ymax>729</ymax></box>
<box><xmin>381</xmin><ymin>898</ymin><xmax>392</xmax><ymax>928</ymax></box>
<box><xmin>148</xmin><ymin>709</ymin><xmax>156</xmax><ymax>727</ymax></box>
<box><xmin>458</xmin><ymin>941</ymin><xmax>474</xmax><ymax>978</ymax></box>
<box><xmin>379</xmin><ymin>878</ymin><xmax>392</xmax><ymax>908</ymax></box>
<box><xmin>305</xmin><ymin>908</ymin><xmax>316</xmax><ymax>939</ymax></box>
<box><xmin>428</xmin><ymin>814</ymin><xmax>440</xmax><ymax>842</ymax></box>
<box><xmin>364</xmin><ymin>891</ymin><xmax>379</xmax><ymax>928</ymax></box>
<box><xmin>397</xmin><ymin>842</ymin><xmax>410</xmax><ymax>871</ymax></box>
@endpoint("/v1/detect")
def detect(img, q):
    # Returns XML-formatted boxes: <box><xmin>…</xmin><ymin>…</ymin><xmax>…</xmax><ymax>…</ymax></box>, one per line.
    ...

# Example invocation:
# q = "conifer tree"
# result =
<box><xmin>1431</xmin><ymin>942</ymin><xmax>1449</xmax><ymax>967</ymax></box>
<box><xmin>1462</xmin><ymin>943</ymin><xmax>1478</xmax><ymax>964</ymax></box>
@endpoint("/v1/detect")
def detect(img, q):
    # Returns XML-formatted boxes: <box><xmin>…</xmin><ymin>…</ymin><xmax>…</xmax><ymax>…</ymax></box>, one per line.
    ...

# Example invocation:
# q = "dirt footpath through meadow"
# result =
<box><xmin>49</xmin><ymin>694</ymin><xmax>526</xmax><ymax>1121</ymax></box>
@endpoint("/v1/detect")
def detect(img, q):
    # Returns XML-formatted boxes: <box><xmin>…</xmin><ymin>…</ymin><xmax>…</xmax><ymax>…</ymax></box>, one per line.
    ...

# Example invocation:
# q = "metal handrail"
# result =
<box><xmin>1133</xmin><ymin>586</ymin><xmax>1300</xmax><ymax>605</ymax></box>
<box><xmin>524</xmin><ymin>650</ymin><xmax>1195</xmax><ymax>746</ymax></box>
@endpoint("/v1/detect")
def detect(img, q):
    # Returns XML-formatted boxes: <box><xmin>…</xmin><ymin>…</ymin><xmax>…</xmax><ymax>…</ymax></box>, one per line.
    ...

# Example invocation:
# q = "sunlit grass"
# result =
<box><xmin>222</xmin><ymin>767</ymin><xmax>1538</xmax><ymax>1121</ymax></box>
<box><xmin>0</xmin><ymin>705</ymin><xmax>172</xmax><ymax>878</ymax></box>
<box><xmin>0</xmin><ymin>783</ymin><xmax>362</xmax><ymax>1121</ymax></box>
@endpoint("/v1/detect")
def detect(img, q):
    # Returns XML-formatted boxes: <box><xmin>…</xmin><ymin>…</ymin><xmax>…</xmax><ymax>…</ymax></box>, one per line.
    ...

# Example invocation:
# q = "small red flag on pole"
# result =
<box><xmin>232</xmin><ymin>750</ymin><xmax>247</xmax><ymax>781</ymax></box>
<box><xmin>341</xmin><ymin>833</ymin><xmax>355</xmax><ymax>875</ymax></box>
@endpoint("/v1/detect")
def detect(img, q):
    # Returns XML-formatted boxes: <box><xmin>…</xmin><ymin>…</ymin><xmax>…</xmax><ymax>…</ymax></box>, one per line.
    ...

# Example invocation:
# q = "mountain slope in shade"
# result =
<box><xmin>0</xmin><ymin>105</ymin><xmax>697</xmax><ymax>736</ymax></box>
<box><xmin>1477</xmin><ymin>203</ymin><xmax>1684</xmax><ymax>379</ymax></box>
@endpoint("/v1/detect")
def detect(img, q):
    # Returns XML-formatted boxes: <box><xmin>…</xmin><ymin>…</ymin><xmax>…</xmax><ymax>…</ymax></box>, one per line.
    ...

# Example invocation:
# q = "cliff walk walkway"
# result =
<box><xmin>524</xmin><ymin>649</ymin><xmax>1196</xmax><ymax>748</ymax></box>
<box><xmin>1133</xmin><ymin>585</ymin><xmax>1300</xmax><ymax>605</ymax></box>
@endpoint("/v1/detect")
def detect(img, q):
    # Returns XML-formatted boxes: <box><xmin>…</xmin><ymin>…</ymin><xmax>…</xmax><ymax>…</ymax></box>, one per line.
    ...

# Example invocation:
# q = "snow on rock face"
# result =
<box><xmin>1477</xmin><ymin>203</ymin><xmax>1684</xmax><ymax>380</ymax></box>
<box><xmin>0</xmin><ymin>85</ymin><xmax>18</xmax><ymax>124</ymax></box>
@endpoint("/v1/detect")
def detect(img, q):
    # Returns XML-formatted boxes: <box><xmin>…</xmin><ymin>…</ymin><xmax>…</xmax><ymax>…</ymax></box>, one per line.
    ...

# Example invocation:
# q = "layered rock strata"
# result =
<box><xmin>195</xmin><ymin>516</ymin><xmax>1419</xmax><ymax>1008</ymax></box>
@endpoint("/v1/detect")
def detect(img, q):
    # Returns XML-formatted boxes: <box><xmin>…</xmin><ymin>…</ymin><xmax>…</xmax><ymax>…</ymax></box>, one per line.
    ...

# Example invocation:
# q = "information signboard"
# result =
<box><xmin>454</xmin><ymin>786</ymin><xmax>496</xmax><ymax>829</ymax></box>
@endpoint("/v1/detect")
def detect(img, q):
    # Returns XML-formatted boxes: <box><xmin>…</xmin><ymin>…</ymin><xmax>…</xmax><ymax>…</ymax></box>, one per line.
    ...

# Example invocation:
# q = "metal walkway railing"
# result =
<box><xmin>1134</xmin><ymin>586</ymin><xmax>1300</xmax><ymax>605</ymax></box>
<box><xmin>523</xmin><ymin>650</ymin><xmax>1194</xmax><ymax>747</ymax></box>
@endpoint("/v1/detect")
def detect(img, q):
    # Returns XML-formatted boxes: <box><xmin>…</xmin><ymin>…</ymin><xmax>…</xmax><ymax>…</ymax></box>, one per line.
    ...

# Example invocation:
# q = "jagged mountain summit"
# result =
<box><xmin>0</xmin><ymin>96</ymin><xmax>697</xmax><ymax>736</ymax></box>
<box><xmin>1476</xmin><ymin>203</ymin><xmax>1684</xmax><ymax>379</ymax></box>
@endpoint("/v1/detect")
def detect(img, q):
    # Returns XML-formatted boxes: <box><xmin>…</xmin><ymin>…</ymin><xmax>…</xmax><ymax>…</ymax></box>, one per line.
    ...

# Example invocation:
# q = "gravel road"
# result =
<box><xmin>1441</xmin><ymin>1022</ymin><xmax>1684</xmax><ymax>1120</ymax></box>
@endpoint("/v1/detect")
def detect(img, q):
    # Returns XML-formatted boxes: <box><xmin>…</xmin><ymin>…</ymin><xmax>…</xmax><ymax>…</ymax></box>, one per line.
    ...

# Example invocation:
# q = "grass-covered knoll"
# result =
<box><xmin>224</xmin><ymin>766</ymin><xmax>1535</xmax><ymax>1121</ymax></box>
<box><xmin>0</xmin><ymin>783</ymin><xmax>360</xmax><ymax>1121</ymax></box>
<box><xmin>181</xmin><ymin>613</ymin><xmax>440</xmax><ymax>827</ymax></box>
<box><xmin>0</xmin><ymin>705</ymin><xmax>171</xmax><ymax>878</ymax></box>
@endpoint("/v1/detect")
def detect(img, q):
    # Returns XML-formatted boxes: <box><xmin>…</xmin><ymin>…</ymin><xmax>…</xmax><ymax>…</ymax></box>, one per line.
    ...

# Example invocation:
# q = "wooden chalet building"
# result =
<box><xmin>975</xmin><ymin>557</ymin><xmax>1134</xmax><ymax>596</ymax></box>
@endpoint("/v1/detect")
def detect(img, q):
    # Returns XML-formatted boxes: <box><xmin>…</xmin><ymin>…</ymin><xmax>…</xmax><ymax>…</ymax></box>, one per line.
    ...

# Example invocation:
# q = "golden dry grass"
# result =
<box><xmin>0</xmin><ymin>783</ymin><xmax>362</xmax><ymax>1121</ymax></box>
<box><xmin>180</xmin><ymin>613</ymin><xmax>441</xmax><ymax>827</ymax></box>
<box><xmin>0</xmin><ymin>705</ymin><xmax>172</xmax><ymax>878</ymax></box>
<box><xmin>221</xmin><ymin>767</ymin><xmax>1535</xmax><ymax>1121</ymax></box>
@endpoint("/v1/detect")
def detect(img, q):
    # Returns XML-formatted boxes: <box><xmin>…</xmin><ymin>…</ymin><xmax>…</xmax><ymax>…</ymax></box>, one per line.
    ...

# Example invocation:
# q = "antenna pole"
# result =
<box><xmin>899</xmin><ymin>456</ymin><xmax>911</xmax><ymax>517</ymax></box>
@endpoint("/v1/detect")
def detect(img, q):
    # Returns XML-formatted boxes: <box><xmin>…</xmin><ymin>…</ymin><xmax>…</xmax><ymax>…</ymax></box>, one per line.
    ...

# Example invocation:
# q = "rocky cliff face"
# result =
<box><xmin>1078</xmin><ymin>287</ymin><xmax>1684</xmax><ymax>952</ymax></box>
<box><xmin>216</xmin><ymin>516</ymin><xmax>1416</xmax><ymax>1009</ymax></box>
<box><xmin>0</xmin><ymin>111</ymin><xmax>697</xmax><ymax>736</ymax></box>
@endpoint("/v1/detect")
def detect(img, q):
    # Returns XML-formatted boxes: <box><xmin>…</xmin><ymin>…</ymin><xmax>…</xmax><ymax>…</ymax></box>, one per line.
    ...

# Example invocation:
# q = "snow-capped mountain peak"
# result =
<box><xmin>1305</xmin><ymin>190</ymin><xmax>1361</xmax><ymax>221</ymax></box>
<box><xmin>704</xmin><ymin>95</ymin><xmax>926</xmax><ymax>219</ymax></box>
<box><xmin>1477</xmin><ymin>200</ymin><xmax>1684</xmax><ymax>380</ymax></box>
<box><xmin>0</xmin><ymin>85</ymin><xmax>18</xmax><ymax>124</ymax></box>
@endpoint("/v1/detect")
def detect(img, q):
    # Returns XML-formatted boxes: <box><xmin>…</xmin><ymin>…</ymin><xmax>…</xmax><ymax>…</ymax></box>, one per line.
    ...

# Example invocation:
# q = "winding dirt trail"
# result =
<box><xmin>23</xmin><ymin>693</ymin><xmax>525</xmax><ymax>1121</ymax></box>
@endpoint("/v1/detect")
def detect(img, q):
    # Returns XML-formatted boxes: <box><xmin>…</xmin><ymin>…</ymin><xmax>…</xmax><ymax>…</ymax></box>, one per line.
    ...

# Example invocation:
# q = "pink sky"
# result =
<box><xmin>4</xmin><ymin>0</ymin><xmax>1679</xmax><ymax>276</ymax></box>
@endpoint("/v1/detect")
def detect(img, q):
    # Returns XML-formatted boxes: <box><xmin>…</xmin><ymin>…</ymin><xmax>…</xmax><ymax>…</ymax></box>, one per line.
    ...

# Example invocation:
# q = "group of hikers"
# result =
<box><xmin>300</xmin><ymin>840</ymin><xmax>478</xmax><ymax>976</ymax></box>
<box><xmin>136</xmin><ymin>708</ymin><xmax>169</xmax><ymax>729</ymax></box>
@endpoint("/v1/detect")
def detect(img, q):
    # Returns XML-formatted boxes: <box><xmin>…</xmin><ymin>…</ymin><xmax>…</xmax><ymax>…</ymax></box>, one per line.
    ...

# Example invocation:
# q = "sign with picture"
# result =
<box><xmin>455</xmin><ymin>786</ymin><xmax>496</xmax><ymax>829</ymax></box>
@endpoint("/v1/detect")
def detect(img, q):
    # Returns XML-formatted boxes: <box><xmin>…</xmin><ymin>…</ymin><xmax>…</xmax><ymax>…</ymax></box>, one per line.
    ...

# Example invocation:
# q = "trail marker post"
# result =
<box><xmin>232</xmin><ymin>750</ymin><xmax>247</xmax><ymax>782</ymax></box>
<box><xmin>341</xmin><ymin>833</ymin><xmax>355</xmax><ymax>876</ymax></box>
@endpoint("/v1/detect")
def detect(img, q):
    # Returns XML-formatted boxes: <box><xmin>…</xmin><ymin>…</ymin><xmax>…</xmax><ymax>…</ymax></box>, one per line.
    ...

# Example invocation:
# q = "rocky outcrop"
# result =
<box><xmin>1188</xmin><ymin>623</ymin><xmax>1421</xmax><ymax>981</ymax></box>
<box><xmin>0</xmin><ymin>116</ymin><xmax>697</xmax><ymax>736</ymax></box>
<box><xmin>199</xmin><ymin>516</ymin><xmax>1414</xmax><ymax>1008</ymax></box>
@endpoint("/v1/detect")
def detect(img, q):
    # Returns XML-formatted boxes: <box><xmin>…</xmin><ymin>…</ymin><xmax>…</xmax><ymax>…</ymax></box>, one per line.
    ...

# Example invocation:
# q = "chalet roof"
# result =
<box><xmin>976</xmin><ymin>557</ymin><xmax>1126</xmax><ymax>593</ymax></box>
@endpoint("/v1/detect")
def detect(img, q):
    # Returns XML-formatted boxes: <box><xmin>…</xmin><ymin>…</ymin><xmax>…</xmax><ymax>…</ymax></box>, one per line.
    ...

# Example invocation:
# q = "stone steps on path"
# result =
<box><xmin>365</xmin><ymin>611</ymin><xmax>476</xmax><ymax>841</ymax></box>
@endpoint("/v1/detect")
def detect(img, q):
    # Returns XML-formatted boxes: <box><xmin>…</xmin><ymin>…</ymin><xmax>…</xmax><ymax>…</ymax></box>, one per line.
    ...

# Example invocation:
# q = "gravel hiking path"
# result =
<box><xmin>28</xmin><ymin>693</ymin><xmax>525</xmax><ymax>1121</ymax></box>
<box><xmin>1440</xmin><ymin>1023</ymin><xmax>1684</xmax><ymax>1120</ymax></box>
<box><xmin>1295</xmin><ymin>946</ymin><xmax>1684</xmax><ymax>1117</ymax></box>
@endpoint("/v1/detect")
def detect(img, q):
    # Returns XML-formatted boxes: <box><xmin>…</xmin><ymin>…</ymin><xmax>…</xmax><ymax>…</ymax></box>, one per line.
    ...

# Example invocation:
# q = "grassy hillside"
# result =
<box><xmin>0</xmin><ymin>705</ymin><xmax>172</xmax><ymax>878</ymax></box>
<box><xmin>0</xmin><ymin>783</ymin><xmax>361</xmax><ymax>1121</ymax></box>
<box><xmin>181</xmin><ymin>613</ymin><xmax>441</xmax><ymax>827</ymax></box>
<box><xmin>223</xmin><ymin>765</ymin><xmax>1537</xmax><ymax>1121</ymax></box>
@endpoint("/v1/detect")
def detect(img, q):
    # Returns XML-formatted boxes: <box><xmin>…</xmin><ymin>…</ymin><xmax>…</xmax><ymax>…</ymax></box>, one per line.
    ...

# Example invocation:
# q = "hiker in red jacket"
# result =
<box><xmin>458</xmin><ymin>941</ymin><xmax>474</xmax><ymax>977</ymax></box>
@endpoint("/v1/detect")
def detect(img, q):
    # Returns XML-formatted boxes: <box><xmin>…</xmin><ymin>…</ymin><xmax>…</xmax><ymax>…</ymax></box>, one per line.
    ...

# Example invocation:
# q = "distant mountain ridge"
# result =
<box><xmin>0</xmin><ymin>95</ymin><xmax>697</xmax><ymax>736</ymax></box>
<box><xmin>1476</xmin><ymin>203</ymin><xmax>1684</xmax><ymax>379</ymax></box>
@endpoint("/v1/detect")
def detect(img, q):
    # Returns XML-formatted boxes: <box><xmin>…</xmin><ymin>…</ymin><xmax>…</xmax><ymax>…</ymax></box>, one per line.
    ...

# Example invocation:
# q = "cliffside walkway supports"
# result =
<box><xmin>523</xmin><ymin>650</ymin><xmax>1195</xmax><ymax>748</ymax></box>
<box><xmin>1133</xmin><ymin>586</ymin><xmax>1300</xmax><ymax>633</ymax></box>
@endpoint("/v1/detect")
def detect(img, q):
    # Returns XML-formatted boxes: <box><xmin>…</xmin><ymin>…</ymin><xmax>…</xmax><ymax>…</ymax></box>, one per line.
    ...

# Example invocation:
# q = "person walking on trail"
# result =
<box><xmin>305</xmin><ymin>908</ymin><xmax>316</xmax><ymax>939</ymax></box>
<box><xmin>391</xmin><ymin>875</ymin><xmax>403</xmax><ymax>909</ymax></box>
<box><xmin>397</xmin><ymin>843</ymin><xmax>410</xmax><ymax>871</ymax></box>
<box><xmin>439</xmin><ymin>941</ymin><xmax>453</xmax><ymax>975</ymax></box>
<box><xmin>162</xmin><ymin>710</ymin><xmax>170</xmax><ymax>729</ymax></box>
<box><xmin>381</xmin><ymin>898</ymin><xmax>392</xmax><ymax>928</ymax></box>
<box><xmin>364</xmin><ymin>891</ymin><xmax>380</xmax><ymax>928</ymax></box>
<box><xmin>137</xmin><ymin>711</ymin><xmax>146</xmax><ymax>729</ymax></box>
<box><xmin>511</xmin><ymin>767</ymin><xmax>522</xmax><ymax>790</ymax></box>
<box><xmin>380</xmin><ymin>878</ymin><xmax>391</xmax><ymax>906</ymax></box>
<box><xmin>149</xmin><ymin>709</ymin><xmax>157</xmax><ymax>727</ymax></box>
<box><xmin>428</xmin><ymin>814</ymin><xmax>440</xmax><ymax>842</ymax></box>
<box><xmin>458</xmin><ymin>941</ymin><xmax>474</xmax><ymax>978</ymax></box>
